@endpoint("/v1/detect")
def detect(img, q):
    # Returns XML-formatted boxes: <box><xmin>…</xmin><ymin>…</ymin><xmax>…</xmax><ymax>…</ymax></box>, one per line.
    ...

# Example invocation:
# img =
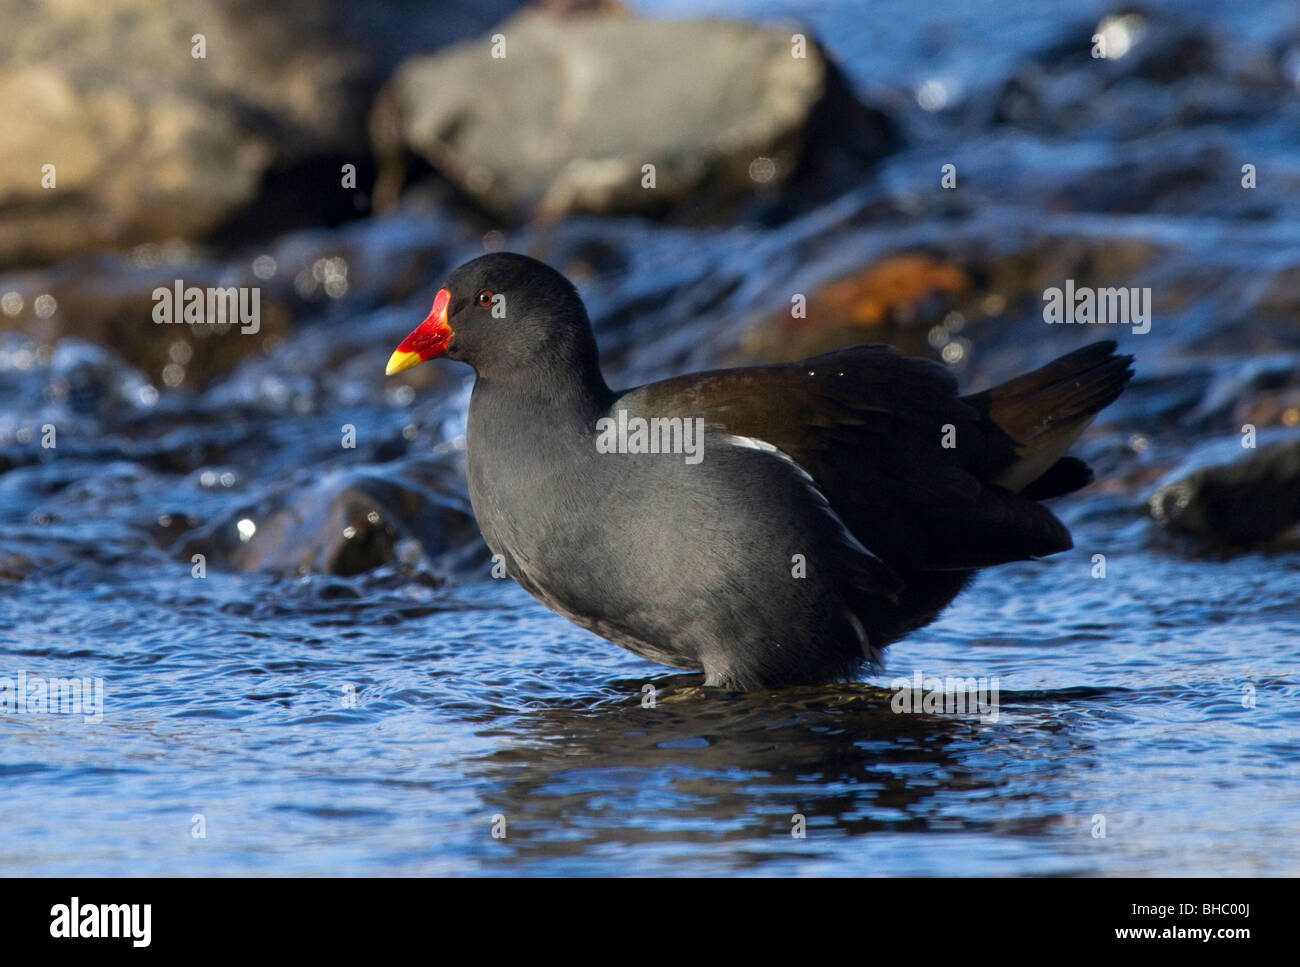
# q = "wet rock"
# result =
<box><xmin>0</xmin><ymin>209</ymin><xmax>476</xmax><ymax>390</ymax></box>
<box><xmin>382</xmin><ymin>9</ymin><xmax>897</xmax><ymax>223</ymax></box>
<box><xmin>1041</xmin><ymin>145</ymin><xmax>1235</xmax><ymax>217</ymax></box>
<box><xmin>0</xmin><ymin>552</ymin><xmax>39</xmax><ymax>582</ymax></box>
<box><xmin>797</xmin><ymin>255</ymin><xmax>972</xmax><ymax>330</ymax></box>
<box><xmin>0</xmin><ymin>253</ymin><xmax>294</xmax><ymax>391</ymax></box>
<box><xmin>182</xmin><ymin>462</ymin><xmax>486</xmax><ymax>577</ymax></box>
<box><xmin>0</xmin><ymin>336</ymin><xmax>161</xmax><ymax>467</ymax></box>
<box><xmin>1184</xmin><ymin>353</ymin><xmax>1300</xmax><ymax>429</ymax></box>
<box><xmin>737</xmin><ymin>253</ymin><xmax>974</xmax><ymax>364</ymax></box>
<box><xmin>1149</xmin><ymin>435</ymin><xmax>1300</xmax><ymax>547</ymax></box>
<box><xmin>45</xmin><ymin>341</ymin><xmax>158</xmax><ymax>418</ymax></box>
<box><xmin>989</xmin><ymin>10</ymin><xmax>1294</xmax><ymax>141</ymax></box>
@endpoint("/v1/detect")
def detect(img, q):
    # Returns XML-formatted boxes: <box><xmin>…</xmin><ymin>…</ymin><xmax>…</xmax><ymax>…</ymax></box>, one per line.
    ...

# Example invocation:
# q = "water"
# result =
<box><xmin>2</xmin><ymin>0</ymin><xmax>1299</xmax><ymax>875</ymax></box>
<box><xmin>2</xmin><ymin>508</ymin><xmax>1296</xmax><ymax>876</ymax></box>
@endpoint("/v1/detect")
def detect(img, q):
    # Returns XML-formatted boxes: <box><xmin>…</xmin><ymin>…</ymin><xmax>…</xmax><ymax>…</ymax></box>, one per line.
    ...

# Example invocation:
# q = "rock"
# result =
<box><xmin>46</xmin><ymin>340</ymin><xmax>159</xmax><ymax>418</ymax></box>
<box><xmin>181</xmin><ymin>462</ymin><xmax>486</xmax><ymax>577</ymax></box>
<box><xmin>0</xmin><ymin>251</ymin><xmax>294</xmax><ymax>390</ymax></box>
<box><xmin>797</xmin><ymin>255</ymin><xmax>972</xmax><ymax>330</ymax></box>
<box><xmin>0</xmin><ymin>0</ymin><xmax>522</xmax><ymax>267</ymax></box>
<box><xmin>0</xmin><ymin>0</ymin><xmax>367</xmax><ymax>265</ymax></box>
<box><xmin>737</xmin><ymin>253</ymin><xmax>974</xmax><ymax>365</ymax></box>
<box><xmin>382</xmin><ymin>9</ymin><xmax>897</xmax><ymax>223</ymax></box>
<box><xmin>1148</xmin><ymin>435</ymin><xmax>1300</xmax><ymax>547</ymax></box>
<box><xmin>0</xmin><ymin>552</ymin><xmax>40</xmax><ymax>582</ymax></box>
<box><xmin>989</xmin><ymin>9</ymin><xmax>1296</xmax><ymax>142</ymax></box>
<box><xmin>1183</xmin><ymin>353</ymin><xmax>1300</xmax><ymax>429</ymax></box>
<box><xmin>0</xmin><ymin>208</ymin><xmax>474</xmax><ymax>390</ymax></box>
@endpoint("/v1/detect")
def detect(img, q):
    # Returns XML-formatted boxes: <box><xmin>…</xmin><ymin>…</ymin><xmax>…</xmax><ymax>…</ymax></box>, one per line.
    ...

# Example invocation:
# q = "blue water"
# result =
<box><xmin>3</xmin><ymin>507</ymin><xmax>1297</xmax><ymax>875</ymax></box>
<box><xmin>2</xmin><ymin>0</ymin><xmax>1299</xmax><ymax>875</ymax></box>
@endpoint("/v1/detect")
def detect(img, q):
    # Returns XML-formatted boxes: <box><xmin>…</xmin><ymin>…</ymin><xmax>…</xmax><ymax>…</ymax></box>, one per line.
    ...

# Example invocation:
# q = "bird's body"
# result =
<box><xmin>464</xmin><ymin>368</ymin><xmax>902</xmax><ymax>685</ymax></box>
<box><xmin>388</xmin><ymin>253</ymin><xmax>1134</xmax><ymax>690</ymax></box>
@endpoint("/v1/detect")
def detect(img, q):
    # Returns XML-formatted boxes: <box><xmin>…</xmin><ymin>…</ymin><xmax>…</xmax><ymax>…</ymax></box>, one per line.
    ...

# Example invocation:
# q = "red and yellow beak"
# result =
<box><xmin>386</xmin><ymin>288</ymin><xmax>454</xmax><ymax>375</ymax></box>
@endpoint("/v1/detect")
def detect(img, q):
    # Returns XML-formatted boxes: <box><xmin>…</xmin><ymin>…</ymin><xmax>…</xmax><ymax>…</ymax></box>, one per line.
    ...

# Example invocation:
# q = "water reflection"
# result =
<box><xmin>470</xmin><ymin>679</ymin><xmax>1116</xmax><ymax>871</ymax></box>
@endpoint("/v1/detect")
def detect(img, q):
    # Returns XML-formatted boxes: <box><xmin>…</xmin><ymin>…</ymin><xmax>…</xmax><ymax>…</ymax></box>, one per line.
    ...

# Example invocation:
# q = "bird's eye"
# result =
<box><xmin>476</xmin><ymin>289</ymin><xmax>495</xmax><ymax>307</ymax></box>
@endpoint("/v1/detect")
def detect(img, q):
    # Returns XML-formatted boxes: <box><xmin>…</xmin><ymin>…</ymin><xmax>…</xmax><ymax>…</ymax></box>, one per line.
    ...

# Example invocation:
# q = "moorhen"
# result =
<box><xmin>387</xmin><ymin>253</ymin><xmax>1133</xmax><ymax>690</ymax></box>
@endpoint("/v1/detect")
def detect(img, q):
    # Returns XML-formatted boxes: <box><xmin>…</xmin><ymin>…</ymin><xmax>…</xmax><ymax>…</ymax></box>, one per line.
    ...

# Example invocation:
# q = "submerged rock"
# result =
<box><xmin>382</xmin><ymin>9</ymin><xmax>897</xmax><ymax>223</ymax></box>
<box><xmin>181</xmin><ymin>462</ymin><xmax>486</xmax><ymax>578</ymax></box>
<box><xmin>0</xmin><ymin>550</ymin><xmax>41</xmax><ymax>582</ymax></box>
<box><xmin>1149</xmin><ymin>436</ymin><xmax>1300</xmax><ymax>547</ymax></box>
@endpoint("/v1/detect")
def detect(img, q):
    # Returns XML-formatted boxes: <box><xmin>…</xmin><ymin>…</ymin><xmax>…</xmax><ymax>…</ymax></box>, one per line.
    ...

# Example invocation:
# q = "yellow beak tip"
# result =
<box><xmin>385</xmin><ymin>350</ymin><xmax>422</xmax><ymax>376</ymax></box>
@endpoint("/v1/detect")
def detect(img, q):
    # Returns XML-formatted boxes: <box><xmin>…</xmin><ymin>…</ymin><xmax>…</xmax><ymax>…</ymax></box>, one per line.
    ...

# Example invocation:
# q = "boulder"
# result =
<box><xmin>0</xmin><ymin>0</ymin><xmax>521</xmax><ymax>266</ymax></box>
<box><xmin>382</xmin><ymin>9</ymin><xmax>897</xmax><ymax>223</ymax></box>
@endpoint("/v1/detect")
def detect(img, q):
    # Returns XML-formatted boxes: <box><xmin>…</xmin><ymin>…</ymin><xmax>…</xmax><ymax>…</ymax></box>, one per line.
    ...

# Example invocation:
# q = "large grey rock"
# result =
<box><xmin>382</xmin><ymin>9</ymin><xmax>896</xmax><ymax>222</ymax></box>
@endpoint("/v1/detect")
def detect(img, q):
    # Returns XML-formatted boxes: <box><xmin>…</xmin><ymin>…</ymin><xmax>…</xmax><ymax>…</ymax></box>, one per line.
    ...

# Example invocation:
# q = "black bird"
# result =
<box><xmin>387</xmin><ymin>253</ymin><xmax>1133</xmax><ymax>690</ymax></box>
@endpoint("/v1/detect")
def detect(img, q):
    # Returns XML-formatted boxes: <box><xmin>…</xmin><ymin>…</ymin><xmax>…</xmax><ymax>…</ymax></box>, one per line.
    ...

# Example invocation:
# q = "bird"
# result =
<box><xmin>386</xmin><ymin>252</ymin><xmax>1134</xmax><ymax>691</ymax></box>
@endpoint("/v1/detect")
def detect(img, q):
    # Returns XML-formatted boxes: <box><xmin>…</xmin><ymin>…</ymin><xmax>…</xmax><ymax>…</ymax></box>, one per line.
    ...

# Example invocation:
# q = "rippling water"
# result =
<box><xmin>3</xmin><ymin>505</ymin><xmax>1297</xmax><ymax>876</ymax></box>
<box><xmin>2</xmin><ymin>0</ymin><xmax>1299</xmax><ymax>875</ymax></box>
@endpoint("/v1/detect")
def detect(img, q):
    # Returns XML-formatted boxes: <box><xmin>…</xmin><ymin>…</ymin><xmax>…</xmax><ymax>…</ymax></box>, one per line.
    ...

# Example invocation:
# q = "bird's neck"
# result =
<box><xmin>471</xmin><ymin>355</ymin><xmax>615</xmax><ymax>430</ymax></box>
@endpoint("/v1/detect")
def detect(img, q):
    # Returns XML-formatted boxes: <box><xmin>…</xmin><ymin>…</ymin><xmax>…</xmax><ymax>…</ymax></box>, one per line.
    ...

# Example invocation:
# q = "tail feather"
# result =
<box><xmin>1019</xmin><ymin>455</ymin><xmax>1094</xmax><ymax>500</ymax></box>
<box><xmin>964</xmin><ymin>340</ymin><xmax>1134</xmax><ymax>495</ymax></box>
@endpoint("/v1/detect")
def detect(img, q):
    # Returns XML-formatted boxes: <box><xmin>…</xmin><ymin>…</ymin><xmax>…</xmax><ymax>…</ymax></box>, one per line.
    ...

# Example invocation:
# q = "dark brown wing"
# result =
<box><xmin>620</xmin><ymin>344</ymin><xmax>1072</xmax><ymax>571</ymax></box>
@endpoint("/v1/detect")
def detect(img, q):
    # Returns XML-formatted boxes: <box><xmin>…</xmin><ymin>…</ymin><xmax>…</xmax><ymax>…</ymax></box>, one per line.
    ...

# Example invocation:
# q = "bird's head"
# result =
<box><xmin>386</xmin><ymin>252</ymin><xmax>600</xmax><ymax>380</ymax></box>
